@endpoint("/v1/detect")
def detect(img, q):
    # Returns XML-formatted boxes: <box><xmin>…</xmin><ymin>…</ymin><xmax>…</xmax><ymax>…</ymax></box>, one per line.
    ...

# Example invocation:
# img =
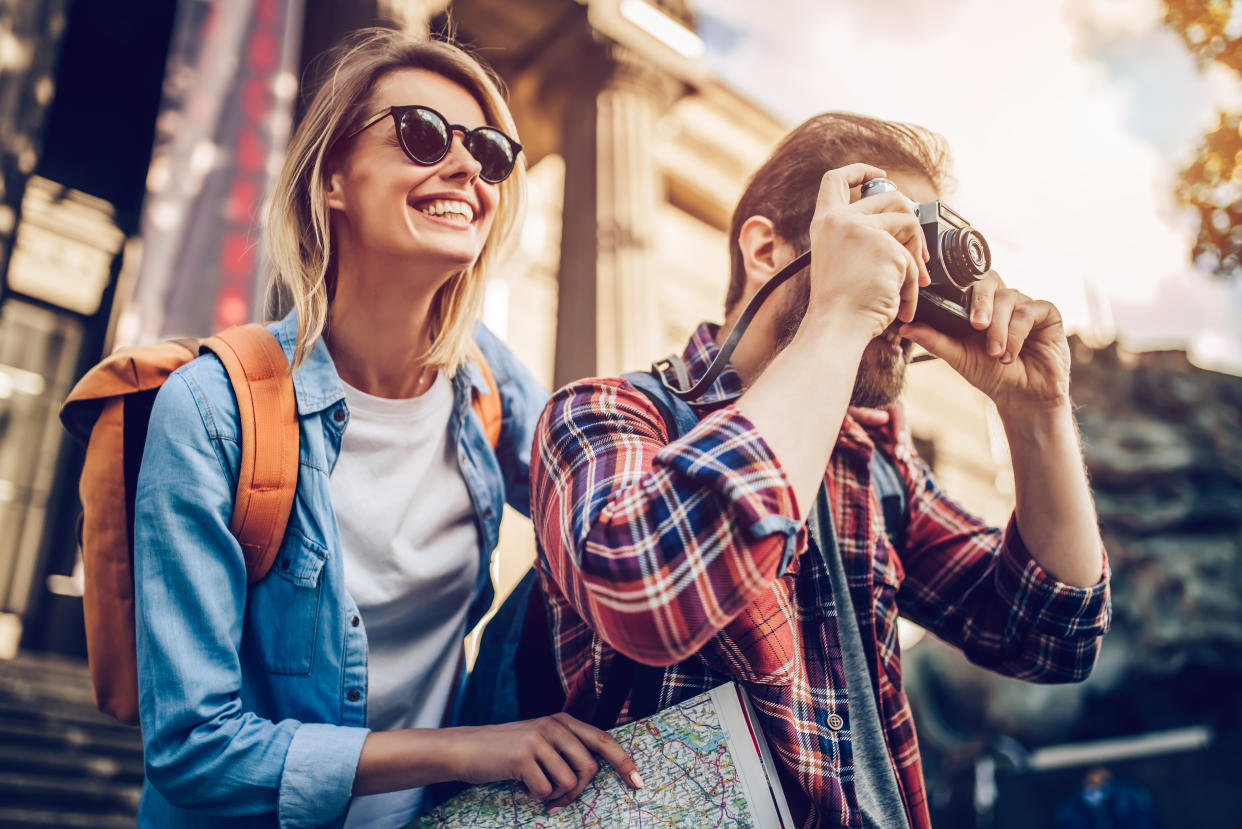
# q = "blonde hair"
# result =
<box><xmin>264</xmin><ymin>27</ymin><xmax>526</xmax><ymax>370</ymax></box>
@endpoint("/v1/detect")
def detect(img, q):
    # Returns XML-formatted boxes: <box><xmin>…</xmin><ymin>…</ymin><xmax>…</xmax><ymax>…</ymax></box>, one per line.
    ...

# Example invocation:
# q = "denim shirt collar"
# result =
<box><xmin>269</xmin><ymin>311</ymin><xmax>491</xmax><ymax>416</ymax></box>
<box><xmin>270</xmin><ymin>310</ymin><xmax>346</xmax><ymax>416</ymax></box>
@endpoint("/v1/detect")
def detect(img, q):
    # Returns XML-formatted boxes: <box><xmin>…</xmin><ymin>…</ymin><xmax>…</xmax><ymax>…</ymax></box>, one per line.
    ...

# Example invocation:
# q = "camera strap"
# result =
<box><xmin>654</xmin><ymin>250</ymin><xmax>812</xmax><ymax>401</ymax></box>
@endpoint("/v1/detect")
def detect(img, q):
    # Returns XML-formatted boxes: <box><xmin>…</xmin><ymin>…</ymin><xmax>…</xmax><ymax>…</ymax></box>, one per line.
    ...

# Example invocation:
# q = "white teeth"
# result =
<box><xmin>417</xmin><ymin>199</ymin><xmax>474</xmax><ymax>222</ymax></box>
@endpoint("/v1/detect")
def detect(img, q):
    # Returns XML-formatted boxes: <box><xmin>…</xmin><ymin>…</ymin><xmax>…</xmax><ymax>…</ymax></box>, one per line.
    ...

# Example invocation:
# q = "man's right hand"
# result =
<box><xmin>802</xmin><ymin>163</ymin><xmax>931</xmax><ymax>343</ymax></box>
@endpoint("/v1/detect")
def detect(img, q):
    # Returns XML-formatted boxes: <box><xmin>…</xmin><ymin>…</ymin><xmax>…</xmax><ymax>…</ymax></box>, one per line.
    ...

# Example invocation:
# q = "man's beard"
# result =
<box><xmin>771</xmin><ymin>273</ymin><xmax>911</xmax><ymax>408</ymax></box>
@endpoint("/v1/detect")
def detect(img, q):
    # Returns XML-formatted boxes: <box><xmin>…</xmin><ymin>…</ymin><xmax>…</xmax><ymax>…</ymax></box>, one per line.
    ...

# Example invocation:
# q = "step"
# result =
<box><xmin>0</xmin><ymin>741</ymin><xmax>144</xmax><ymax>782</ymax></box>
<box><xmin>0</xmin><ymin>807</ymin><xmax>137</xmax><ymax>829</ymax></box>
<box><xmin>0</xmin><ymin>716</ymin><xmax>143</xmax><ymax>758</ymax></box>
<box><xmin>0</xmin><ymin>697</ymin><xmax>141</xmax><ymax>740</ymax></box>
<box><xmin>0</xmin><ymin>770</ymin><xmax>141</xmax><ymax>814</ymax></box>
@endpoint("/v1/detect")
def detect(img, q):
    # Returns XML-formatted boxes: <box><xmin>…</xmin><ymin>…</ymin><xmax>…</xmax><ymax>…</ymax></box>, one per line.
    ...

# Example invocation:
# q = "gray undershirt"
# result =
<box><xmin>809</xmin><ymin>492</ymin><xmax>910</xmax><ymax>829</ymax></box>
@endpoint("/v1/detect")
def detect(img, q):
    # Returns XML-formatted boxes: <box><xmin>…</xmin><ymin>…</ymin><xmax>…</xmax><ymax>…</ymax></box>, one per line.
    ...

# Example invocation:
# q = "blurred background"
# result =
<box><xmin>0</xmin><ymin>0</ymin><xmax>1239</xmax><ymax>826</ymax></box>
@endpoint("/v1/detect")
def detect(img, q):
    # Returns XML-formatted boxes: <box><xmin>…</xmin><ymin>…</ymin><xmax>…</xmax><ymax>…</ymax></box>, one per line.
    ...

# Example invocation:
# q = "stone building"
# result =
<box><xmin>0</xmin><ymin>0</ymin><xmax>1009</xmax><ymax>725</ymax></box>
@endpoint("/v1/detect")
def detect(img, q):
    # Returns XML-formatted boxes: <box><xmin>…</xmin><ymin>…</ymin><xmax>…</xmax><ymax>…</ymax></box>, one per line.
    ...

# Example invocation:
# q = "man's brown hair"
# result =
<box><xmin>725</xmin><ymin>112</ymin><xmax>952</xmax><ymax>313</ymax></box>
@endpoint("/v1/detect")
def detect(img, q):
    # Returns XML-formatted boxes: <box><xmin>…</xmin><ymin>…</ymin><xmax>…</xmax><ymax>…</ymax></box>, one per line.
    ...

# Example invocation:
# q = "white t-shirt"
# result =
<box><xmin>331</xmin><ymin>371</ymin><xmax>479</xmax><ymax>827</ymax></box>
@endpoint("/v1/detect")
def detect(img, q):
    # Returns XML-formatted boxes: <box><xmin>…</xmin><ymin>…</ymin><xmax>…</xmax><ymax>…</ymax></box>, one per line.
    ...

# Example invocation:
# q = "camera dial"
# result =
<box><xmin>859</xmin><ymin>177</ymin><xmax>898</xmax><ymax>198</ymax></box>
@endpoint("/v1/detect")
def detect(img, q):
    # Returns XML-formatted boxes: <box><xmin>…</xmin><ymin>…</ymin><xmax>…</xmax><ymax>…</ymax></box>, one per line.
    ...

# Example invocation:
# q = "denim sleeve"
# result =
<box><xmin>474</xmin><ymin>324</ymin><xmax>549</xmax><ymax>519</ymax></box>
<box><xmin>133</xmin><ymin>369</ymin><xmax>368</xmax><ymax>826</ymax></box>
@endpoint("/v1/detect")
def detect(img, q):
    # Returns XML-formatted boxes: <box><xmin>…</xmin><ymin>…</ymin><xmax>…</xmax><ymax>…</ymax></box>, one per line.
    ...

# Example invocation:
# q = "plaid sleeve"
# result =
<box><xmin>531</xmin><ymin>378</ymin><xmax>805</xmax><ymax>666</ymax></box>
<box><xmin>895</xmin><ymin>453</ymin><xmax>1111</xmax><ymax>683</ymax></box>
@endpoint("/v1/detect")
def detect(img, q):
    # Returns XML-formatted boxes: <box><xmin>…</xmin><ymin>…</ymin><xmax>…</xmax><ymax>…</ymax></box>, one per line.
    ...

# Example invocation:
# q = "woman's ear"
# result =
<box><xmin>325</xmin><ymin>168</ymin><xmax>348</xmax><ymax>212</ymax></box>
<box><xmin>738</xmin><ymin>215</ymin><xmax>795</xmax><ymax>294</ymax></box>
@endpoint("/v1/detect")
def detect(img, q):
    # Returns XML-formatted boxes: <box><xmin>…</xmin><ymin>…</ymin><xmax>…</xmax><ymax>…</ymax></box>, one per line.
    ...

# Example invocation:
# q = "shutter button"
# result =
<box><xmin>347</xmin><ymin>689</ymin><xmax>361</xmax><ymax>702</ymax></box>
<box><xmin>827</xmin><ymin>713</ymin><xmax>845</xmax><ymax>731</ymax></box>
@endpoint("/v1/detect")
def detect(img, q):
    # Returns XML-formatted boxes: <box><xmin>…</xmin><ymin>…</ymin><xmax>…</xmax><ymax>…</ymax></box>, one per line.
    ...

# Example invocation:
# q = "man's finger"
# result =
<box><xmin>815</xmin><ymin>163</ymin><xmax>888</xmax><ymax>214</ymax></box>
<box><xmin>864</xmin><ymin>213</ymin><xmax>931</xmax><ymax>286</ymax></box>
<box><xmin>969</xmin><ymin>270</ymin><xmax>1003</xmax><ymax>329</ymax></box>
<box><xmin>899</xmin><ymin>322</ymin><xmax>965</xmax><ymax>371</ymax></box>
<box><xmin>1002</xmin><ymin>297</ymin><xmax>1046</xmax><ymax>364</ymax></box>
<box><xmin>848</xmin><ymin>406</ymin><xmax>891</xmax><ymax>426</ymax></box>
<box><xmin>986</xmin><ymin>290</ymin><xmax>1018</xmax><ymax>359</ymax></box>
<box><xmin>897</xmin><ymin>248</ymin><xmax>921</xmax><ymax>323</ymax></box>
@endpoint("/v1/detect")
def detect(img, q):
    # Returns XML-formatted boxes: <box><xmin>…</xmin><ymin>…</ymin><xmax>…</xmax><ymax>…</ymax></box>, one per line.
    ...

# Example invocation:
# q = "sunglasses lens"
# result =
<box><xmin>465</xmin><ymin>128</ymin><xmax>517</xmax><ymax>183</ymax></box>
<box><xmin>399</xmin><ymin>108</ymin><xmax>451</xmax><ymax>164</ymax></box>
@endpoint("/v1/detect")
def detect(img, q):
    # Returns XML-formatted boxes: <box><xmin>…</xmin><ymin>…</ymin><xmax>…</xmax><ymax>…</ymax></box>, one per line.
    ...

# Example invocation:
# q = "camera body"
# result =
<box><xmin>860</xmin><ymin>178</ymin><xmax>991</xmax><ymax>337</ymax></box>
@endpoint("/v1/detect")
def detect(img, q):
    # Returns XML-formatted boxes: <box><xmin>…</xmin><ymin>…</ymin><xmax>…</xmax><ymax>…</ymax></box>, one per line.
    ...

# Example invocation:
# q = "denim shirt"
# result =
<box><xmin>132</xmin><ymin>311</ymin><xmax>547</xmax><ymax>828</ymax></box>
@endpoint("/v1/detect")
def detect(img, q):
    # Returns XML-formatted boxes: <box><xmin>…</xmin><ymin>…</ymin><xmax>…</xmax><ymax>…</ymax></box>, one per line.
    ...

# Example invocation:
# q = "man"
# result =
<box><xmin>529</xmin><ymin>112</ymin><xmax>1110</xmax><ymax>829</ymax></box>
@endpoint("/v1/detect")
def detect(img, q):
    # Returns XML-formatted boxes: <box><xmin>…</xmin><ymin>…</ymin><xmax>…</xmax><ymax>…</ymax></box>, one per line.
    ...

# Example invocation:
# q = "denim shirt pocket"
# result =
<box><xmin>244</xmin><ymin>526</ymin><xmax>328</xmax><ymax>675</ymax></box>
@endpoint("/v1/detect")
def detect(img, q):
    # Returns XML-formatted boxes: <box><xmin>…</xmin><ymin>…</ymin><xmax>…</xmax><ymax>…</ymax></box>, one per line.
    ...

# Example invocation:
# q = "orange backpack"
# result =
<box><xmin>59</xmin><ymin>324</ymin><xmax>502</xmax><ymax>725</ymax></box>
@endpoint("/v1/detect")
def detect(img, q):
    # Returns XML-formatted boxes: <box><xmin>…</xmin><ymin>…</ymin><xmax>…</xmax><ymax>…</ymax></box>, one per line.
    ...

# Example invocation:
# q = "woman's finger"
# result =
<box><xmin>533</xmin><ymin>742</ymin><xmax>580</xmax><ymax>802</ymax></box>
<box><xmin>558</xmin><ymin>714</ymin><xmax>643</xmax><ymax>790</ymax></box>
<box><xmin>517</xmin><ymin>758</ymin><xmax>555</xmax><ymax>801</ymax></box>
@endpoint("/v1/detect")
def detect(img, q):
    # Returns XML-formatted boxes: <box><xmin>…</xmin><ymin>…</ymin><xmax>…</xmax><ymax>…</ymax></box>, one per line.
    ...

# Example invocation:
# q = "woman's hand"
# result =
<box><xmin>447</xmin><ymin>713</ymin><xmax>643</xmax><ymax>810</ymax></box>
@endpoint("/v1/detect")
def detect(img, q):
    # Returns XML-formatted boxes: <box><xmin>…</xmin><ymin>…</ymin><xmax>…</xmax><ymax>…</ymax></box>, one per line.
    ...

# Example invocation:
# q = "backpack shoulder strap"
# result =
<box><xmin>621</xmin><ymin>370</ymin><xmax>699</xmax><ymax>440</ymax></box>
<box><xmin>868</xmin><ymin>448</ymin><xmax>907</xmax><ymax>551</ymax></box>
<box><xmin>582</xmin><ymin>369</ymin><xmax>704</xmax><ymax>727</ymax></box>
<box><xmin>203</xmin><ymin>324</ymin><xmax>299</xmax><ymax>584</ymax></box>
<box><xmin>469</xmin><ymin>344</ymin><xmax>502</xmax><ymax>450</ymax></box>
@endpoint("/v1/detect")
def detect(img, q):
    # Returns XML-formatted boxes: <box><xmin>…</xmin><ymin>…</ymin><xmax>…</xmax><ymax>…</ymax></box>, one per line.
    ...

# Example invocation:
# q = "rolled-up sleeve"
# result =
<box><xmin>897</xmin><ymin>451</ymin><xmax>1111</xmax><ymax>683</ymax></box>
<box><xmin>278</xmin><ymin>724</ymin><xmax>370</xmax><ymax>827</ymax></box>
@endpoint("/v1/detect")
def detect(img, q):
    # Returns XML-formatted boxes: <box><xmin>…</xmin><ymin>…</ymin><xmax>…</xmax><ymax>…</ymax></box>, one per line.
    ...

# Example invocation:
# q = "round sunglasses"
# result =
<box><xmin>347</xmin><ymin>104</ymin><xmax>522</xmax><ymax>184</ymax></box>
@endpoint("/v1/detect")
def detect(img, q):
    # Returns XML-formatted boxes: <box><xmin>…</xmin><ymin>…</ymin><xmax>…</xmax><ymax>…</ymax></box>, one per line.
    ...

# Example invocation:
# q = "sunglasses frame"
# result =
<box><xmin>347</xmin><ymin>104</ymin><xmax>522</xmax><ymax>184</ymax></box>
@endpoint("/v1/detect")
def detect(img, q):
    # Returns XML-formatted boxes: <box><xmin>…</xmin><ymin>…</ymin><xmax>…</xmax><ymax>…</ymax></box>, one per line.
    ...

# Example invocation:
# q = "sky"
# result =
<box><xmin>695</xmin><ymin>0</ymin><xmax>1242</xmax><ymax>374</ymax></box>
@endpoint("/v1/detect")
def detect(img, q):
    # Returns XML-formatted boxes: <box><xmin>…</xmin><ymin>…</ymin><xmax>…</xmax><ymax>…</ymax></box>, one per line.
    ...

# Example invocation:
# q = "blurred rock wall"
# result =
<box><xmin>906</xmin><ymin>336</ymin><xmax>1242</xmax><ymax>758</ymax></box>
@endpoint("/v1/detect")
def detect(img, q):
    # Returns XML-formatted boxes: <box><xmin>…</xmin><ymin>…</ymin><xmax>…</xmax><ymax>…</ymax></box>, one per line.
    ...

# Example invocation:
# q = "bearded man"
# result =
<box><xmin>528</xmin><ymin>112</ymin><xmax>1110</xmax><ymax>829</ymax></box>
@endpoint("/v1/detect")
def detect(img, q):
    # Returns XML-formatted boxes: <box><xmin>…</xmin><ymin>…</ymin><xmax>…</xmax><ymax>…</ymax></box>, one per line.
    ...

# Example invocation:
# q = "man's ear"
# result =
<box><xmin>738</xmin><ymin>215</ymin><xmax>795</xmax><ymax>294</ymax></box>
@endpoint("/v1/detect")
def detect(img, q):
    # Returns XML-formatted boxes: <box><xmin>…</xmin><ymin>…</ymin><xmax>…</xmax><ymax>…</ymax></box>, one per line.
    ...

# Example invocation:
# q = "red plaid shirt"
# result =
<box><xmin>530</xmin><ymin>323</ymin><xmax>1111</xmax><ymax>829</ymax></box>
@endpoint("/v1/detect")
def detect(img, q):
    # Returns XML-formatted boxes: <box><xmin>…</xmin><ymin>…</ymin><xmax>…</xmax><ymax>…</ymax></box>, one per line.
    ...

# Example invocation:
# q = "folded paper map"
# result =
<box><xmin>408</xmin><ymin>682</ymin><xmax>793</xmax><ymax>828</ymax></box>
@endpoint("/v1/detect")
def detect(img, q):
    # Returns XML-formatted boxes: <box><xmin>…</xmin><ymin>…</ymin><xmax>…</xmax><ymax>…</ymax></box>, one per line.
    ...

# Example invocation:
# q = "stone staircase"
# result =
<box><xmin>0</xmin><ymin>652</ymin><xmax>142</xmax><ymax>827</ymax></box>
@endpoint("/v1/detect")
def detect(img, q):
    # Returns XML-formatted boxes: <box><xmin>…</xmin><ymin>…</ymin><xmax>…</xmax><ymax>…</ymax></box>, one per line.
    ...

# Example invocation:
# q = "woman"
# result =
<box><xmin>132</xmin><ymin>28</ymin><xmax>638</xmax><ymax>828</ymax></box>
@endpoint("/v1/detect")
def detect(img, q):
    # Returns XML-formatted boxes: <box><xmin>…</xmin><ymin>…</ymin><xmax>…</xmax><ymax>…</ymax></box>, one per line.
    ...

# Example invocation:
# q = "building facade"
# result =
<box><xmin>0</xmin><ymin>0</ymin><xmax>1010</xmax><ymax>660</ymax></box>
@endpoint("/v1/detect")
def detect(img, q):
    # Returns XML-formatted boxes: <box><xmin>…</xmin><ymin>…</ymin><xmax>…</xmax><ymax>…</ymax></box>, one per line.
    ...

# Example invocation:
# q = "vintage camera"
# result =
<box><xmin>859</xmin><ymin>177</ymin><xmax>990</xmax><ymax>337</ymax></box>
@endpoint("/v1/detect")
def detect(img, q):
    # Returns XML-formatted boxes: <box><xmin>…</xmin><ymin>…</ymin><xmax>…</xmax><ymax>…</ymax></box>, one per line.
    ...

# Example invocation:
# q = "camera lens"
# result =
<box><xmin>939</xmin><ymin>227</ymin><xmax>991</xmax><ymax>289</ymax></box>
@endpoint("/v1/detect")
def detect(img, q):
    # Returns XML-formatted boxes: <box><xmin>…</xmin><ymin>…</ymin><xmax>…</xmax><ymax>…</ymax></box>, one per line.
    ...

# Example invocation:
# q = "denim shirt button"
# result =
<box><xmin>483</xmin><ymin>507</ymin><xmax>493</xmax><ymax>520</ymax></box>
<box><xmin>333</xmin><ymin>408</ymin><xmax>345</xmax><ymax>423</ymax></box>
<box><xmin>350</xmin><ymin>615</ymin><xmax>360</xmax><ymax>627</ymax></box>
<box><xmin>347</xmin><ymin>689</ymin><xmax>361</xmax><ymax>702</ymax></box>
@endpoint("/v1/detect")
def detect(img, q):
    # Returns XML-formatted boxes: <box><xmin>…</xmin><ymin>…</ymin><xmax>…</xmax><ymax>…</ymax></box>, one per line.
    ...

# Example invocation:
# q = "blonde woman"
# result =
<box><xmin>132</xmin><ymin>29</ymin><xmax>638</xmax><ymax>828</ymax></box>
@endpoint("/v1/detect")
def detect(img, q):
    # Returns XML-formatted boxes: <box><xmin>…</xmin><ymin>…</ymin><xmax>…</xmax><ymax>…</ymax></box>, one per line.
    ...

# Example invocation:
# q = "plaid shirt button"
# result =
<box><xmin>827</xmin><ymin>713</ymin><xmax>845</xmax><ymax>731</ymax></box>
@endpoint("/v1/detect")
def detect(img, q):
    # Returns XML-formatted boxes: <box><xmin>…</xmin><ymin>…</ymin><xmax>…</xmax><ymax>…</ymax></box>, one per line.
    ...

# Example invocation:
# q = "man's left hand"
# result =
<box><xmin>898</xmin><ymin>271</ymin><xmax>1071</xmax><ymax>419</ymax></box>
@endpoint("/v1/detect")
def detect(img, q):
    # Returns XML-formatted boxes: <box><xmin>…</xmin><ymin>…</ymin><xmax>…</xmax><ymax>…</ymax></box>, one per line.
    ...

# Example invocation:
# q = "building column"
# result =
<box><xmin>553</xmin><ymin>40</ymin><xmax>678</xmax><ymax>387</ymax></box>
